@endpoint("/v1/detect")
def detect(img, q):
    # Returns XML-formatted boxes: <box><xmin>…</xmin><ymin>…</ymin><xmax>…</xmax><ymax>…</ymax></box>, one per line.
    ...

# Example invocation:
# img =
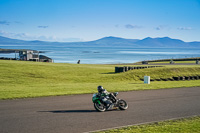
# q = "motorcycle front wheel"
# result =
<box><xmin>94</xmin><ymin>102</ymin><xmax>106</xmax><ymax>112</ymax></box>
<box><xmin>118</xmin><ymin>99</ymin><xmax>128</xmax><ymax>110</ymax></box>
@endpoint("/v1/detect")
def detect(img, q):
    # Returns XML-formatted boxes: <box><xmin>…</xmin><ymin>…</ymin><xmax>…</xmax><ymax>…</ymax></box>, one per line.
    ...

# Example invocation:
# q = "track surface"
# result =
<box><xmin>0</xmin><ymin>87</ymin><xmax>200</xmax><ymax>133</ymax></box>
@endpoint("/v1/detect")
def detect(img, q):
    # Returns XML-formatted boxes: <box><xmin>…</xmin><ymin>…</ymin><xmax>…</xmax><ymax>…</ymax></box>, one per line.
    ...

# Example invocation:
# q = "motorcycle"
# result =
<box><xmin>92</xmin><ymin>92</ymin><xmax>128</xmax><ymax>112</ymax></box>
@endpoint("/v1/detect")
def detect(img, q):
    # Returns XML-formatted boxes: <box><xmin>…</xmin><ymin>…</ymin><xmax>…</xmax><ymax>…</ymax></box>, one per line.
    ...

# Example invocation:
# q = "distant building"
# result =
<box><xmin>19</xmin><ymin>50</ymin><xmax>39</xmax><ymax>61</ymax></box>
<box><xmin>19</xmin><ymin>50</ymin><xmax>53</xmax><ymax>62</ymax></box>
<box><xmin>39</xmin><ymin>55</ymin><xmax>53</xmax><ymax>62</ymax></box>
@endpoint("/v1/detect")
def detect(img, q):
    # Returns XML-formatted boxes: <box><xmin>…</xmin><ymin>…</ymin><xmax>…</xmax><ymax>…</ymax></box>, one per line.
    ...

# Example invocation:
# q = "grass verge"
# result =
<box><xmin>95</xmin><ymin>116</ymin><xmax>200</xmax><ymax>133</ymax></box>
<box><xmin>1</xmin><ymin>60</ymin><xmax>200</xmax><ymax>99</ymax></box>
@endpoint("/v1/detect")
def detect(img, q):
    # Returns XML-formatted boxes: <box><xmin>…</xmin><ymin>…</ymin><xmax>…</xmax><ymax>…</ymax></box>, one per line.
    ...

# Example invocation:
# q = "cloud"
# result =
<box><xmin>0</xmin><ymin>20</ymin><xmax>23</xmax><ymax>26</ymax></box>
<box><xmin>0</xmin><ymin>20</ymin><xmax>10</xmax><ymax>25</ymax></box>
<box><xmin>38</xmin><ymin>26</ymin><xmax>49</xmax><ymax>28</ymax></box>
<box><xmin>0</xmin><ymin>30</ymin><xmax>30</xmax><ymax>39</ymax></box>
<box><xmin>0</xmin><ymin>30</ymin><xmax>83</xmax><ymax>42</ymax></box>
<box><xmin>155</xmin><ymin>27</ymin><xmax>161</xmax><ymax>30</ymax></box>
<box><xmin>125</xmin><ymin>24</ymin><xmax>142</xmax><ymax>29</ymax></box>
<box><xmin>115</xmin><ymin>25</ymin><xmax>119</xmax><ymax>28</ymax></box>
<box><xmin>177</xmin><ymin>27</ymin><xmax>192</xmax><ymax>30</ymax></box>
<box><xmin>61</xmin><ymin>38</ymin><xmax>83</xmax><ymax>42</ymax></box>
<box><xmin>14</xmin><ymin>21</ymin><xmax>23</xmax><ymax>24</ymax></box>
<box><xmin>155</xmin><ymin>25</ymin><xmax>169</xmax><ymax>30</ymax></box>
<box><xmin>155</xmin><ymin>26</ymin><xmax>163</xmax><ymax>30</ymax></box>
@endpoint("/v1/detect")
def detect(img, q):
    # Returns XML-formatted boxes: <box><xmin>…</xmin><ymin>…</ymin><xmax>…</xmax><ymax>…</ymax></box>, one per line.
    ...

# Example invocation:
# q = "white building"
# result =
<box><xmin>19</xmin><ymin>50</ymin><xmax>39</xmax><ymax>61</ymax></box>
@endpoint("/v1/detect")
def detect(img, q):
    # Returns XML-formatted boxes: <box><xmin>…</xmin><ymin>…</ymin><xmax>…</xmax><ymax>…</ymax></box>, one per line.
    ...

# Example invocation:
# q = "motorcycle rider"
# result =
<box><xmin>97</xmin><ymin>86</ymin><xmax>114</xmax><ymax>110</ymax></box>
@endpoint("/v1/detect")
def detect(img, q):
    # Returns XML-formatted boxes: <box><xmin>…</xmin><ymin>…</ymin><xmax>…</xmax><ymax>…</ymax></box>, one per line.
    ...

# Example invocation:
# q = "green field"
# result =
<box><xmin>1</xmin><ymin>60</ymin><xmax>200</xmax><ymax>99</ymax></box>
<box><xmin>96</xmin><ymin>116</ymin><xmax>200</xmax><ymax>133</ymax></box>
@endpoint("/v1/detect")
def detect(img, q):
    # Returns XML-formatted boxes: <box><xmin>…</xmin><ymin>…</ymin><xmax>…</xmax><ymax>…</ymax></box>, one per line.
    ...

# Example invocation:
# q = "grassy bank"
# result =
<box><xmin>96</xmin><ymin>116</ymin><xmax>200</xmax><ymax>133</ymax></box>
<box><xmin>1</xmin><ymin>60</ymin><xmax>200</xmax><ymax>99</ymax></box>
<box><xmin>149</xmin><ymin>61</ymin><xmax>196</xmax><ymax>64</ymax></box>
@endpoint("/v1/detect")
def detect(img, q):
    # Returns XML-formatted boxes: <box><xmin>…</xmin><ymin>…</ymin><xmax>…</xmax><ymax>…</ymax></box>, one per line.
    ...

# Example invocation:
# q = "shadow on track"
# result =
<box><xmin>38</xmin><ymin>110</ymin><xmax>97</xmax><ymax>113</ymax></box>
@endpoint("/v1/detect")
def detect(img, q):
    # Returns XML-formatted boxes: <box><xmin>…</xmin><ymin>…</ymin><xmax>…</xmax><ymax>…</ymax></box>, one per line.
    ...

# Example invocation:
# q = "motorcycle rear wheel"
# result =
<box><xmin>118</xmin><ymin>99</ymin><xmax>128</xmax><ymax>110</ymax></box>
<box><xmin>94</xmin><ymin>102</ymin><xmax>106</xmax><ymax>112</ymax></box>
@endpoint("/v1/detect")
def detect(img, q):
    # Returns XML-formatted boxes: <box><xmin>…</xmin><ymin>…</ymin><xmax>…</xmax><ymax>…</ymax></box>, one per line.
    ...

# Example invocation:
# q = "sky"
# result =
<box><xmin>0</xmin><ymin>0</ymin><xmax>200</xmax><ymax>42</ymax></box>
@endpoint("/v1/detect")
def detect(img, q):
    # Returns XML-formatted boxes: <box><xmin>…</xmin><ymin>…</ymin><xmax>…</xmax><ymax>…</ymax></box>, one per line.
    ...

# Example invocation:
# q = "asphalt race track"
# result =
<box><xmin>0</xmin><ymin>87</ymin><xmax>200</xmax><ymax>133</ymax></box>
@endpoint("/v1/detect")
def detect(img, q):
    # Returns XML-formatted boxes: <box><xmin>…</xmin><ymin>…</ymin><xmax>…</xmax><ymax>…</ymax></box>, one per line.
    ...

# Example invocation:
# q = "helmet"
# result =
<box><xmin>97</xmin><ymin>86</ymin><xmax>104</xmax><ymax>93</ymax></box>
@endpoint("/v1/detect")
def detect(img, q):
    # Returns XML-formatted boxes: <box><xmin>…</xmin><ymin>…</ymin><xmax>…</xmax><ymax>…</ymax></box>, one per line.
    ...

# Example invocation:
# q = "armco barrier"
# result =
<box><xmin>145</xmin><ymin>76</ymin><xmax>200</xmax><ymax>82</ymax></box>
<box><xmin>115</xmin><ymin>66</ymin><xmax>163</xmax><ymax>73</ymax></box>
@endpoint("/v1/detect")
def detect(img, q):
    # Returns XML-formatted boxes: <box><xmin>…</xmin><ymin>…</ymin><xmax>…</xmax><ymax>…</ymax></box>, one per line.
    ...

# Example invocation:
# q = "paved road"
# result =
<box><xmin>0</xmin><ymin>87</ymin><xmax>200</xmax><ymax>133</ymax></box>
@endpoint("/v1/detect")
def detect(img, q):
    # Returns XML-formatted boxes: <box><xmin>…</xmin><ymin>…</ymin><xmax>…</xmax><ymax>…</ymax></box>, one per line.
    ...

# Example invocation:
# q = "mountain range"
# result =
<box><xmin>0</xmin><ymin>35</ymin><xmax>200</xmax><ymax>48</ymax></box>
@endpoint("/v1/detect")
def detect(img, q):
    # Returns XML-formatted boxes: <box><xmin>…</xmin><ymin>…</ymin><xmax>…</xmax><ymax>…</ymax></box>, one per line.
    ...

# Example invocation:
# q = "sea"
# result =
<box><xmin>0</xmin><ymin>45</ymin><xmax>200</xmax><ymax>64</ymax></box>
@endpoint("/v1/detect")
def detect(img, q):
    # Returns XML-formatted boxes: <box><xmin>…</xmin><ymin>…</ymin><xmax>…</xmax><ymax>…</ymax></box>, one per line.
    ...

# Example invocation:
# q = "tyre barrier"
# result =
<box><xmin>147</xmin><ymin>75</ymin><xmax>200</xmax><ymax>81</ymax></box>
<box><xmin>115</xmin><ymin>66</ymin><xmax>163</xmax><ymax>73</ymax></box>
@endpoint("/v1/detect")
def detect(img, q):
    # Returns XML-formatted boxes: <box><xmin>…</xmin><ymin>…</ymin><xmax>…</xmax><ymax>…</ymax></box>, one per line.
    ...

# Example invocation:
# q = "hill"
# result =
<box><xmin>136</xmin><ymin>37</ymin><xmax>190</xmax><ymax>47</ymax></box>
<box><xmin>0</xmin><ymin>35</ymin><xmax>200</xmax><ymax>47</ymax></box>
<box><xmin>0</xmin><ymin>36</ymin><xmax>27</xmax><ymax>44</ymax></box>
<box><xmin>88</xmin><ymin>36</ymin><xmax>139</xmax><ymax>45</ymax></box>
